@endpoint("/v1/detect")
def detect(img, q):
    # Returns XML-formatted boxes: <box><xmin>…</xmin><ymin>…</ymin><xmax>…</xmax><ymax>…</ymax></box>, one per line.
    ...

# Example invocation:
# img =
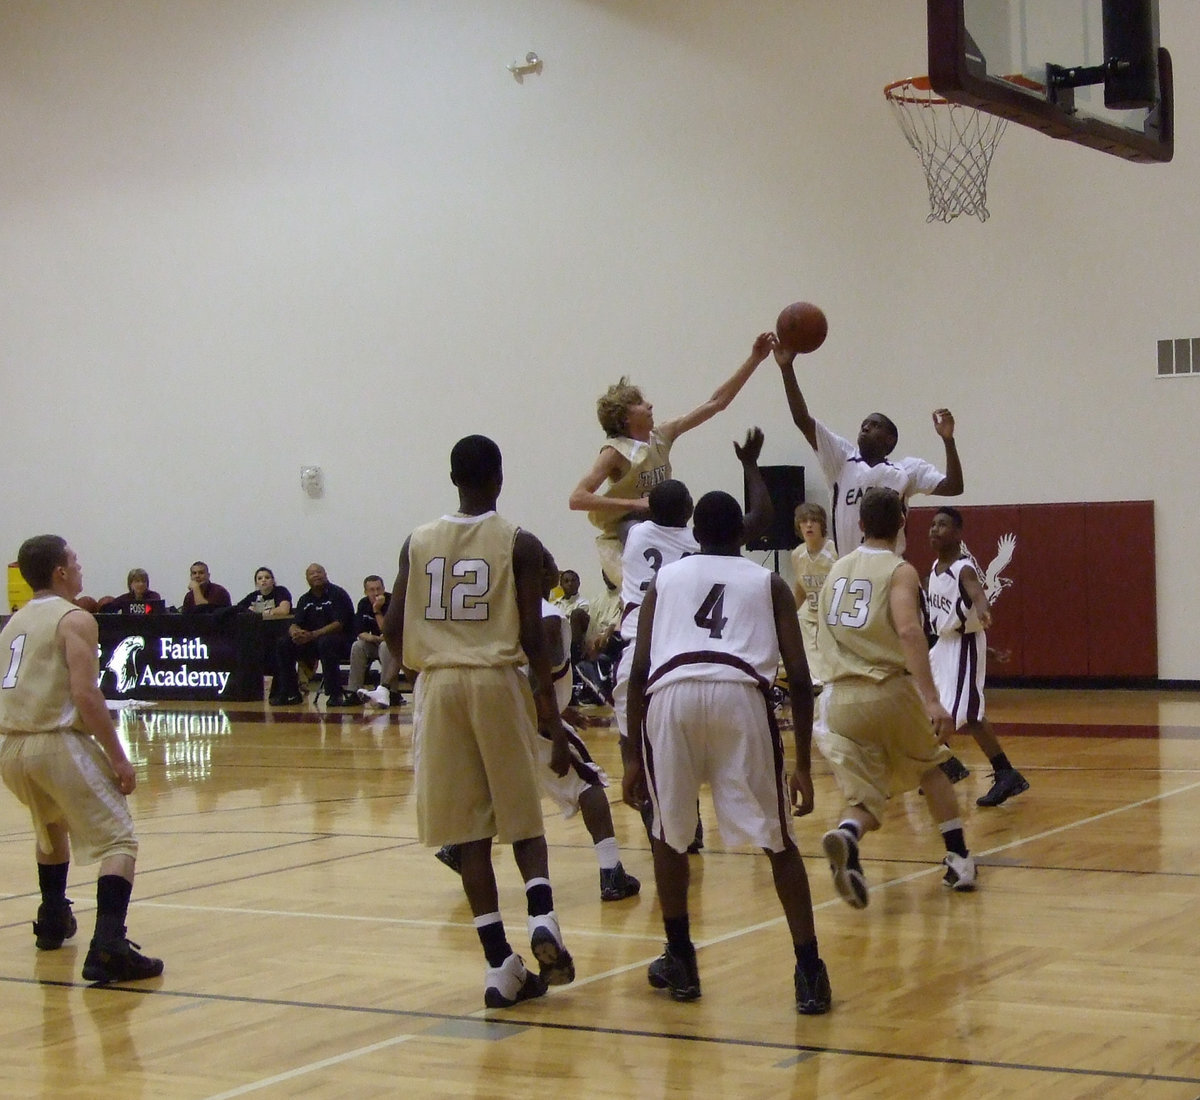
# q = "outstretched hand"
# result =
<box><xmin>751</xmin><ymin>331</ymin><xmax>778</xmax><ymax>364</ymax></box>
<box><xmin>932</xmin><ymin>408</ymin><xmax>956</xmax><ymax>439</ymax></box>
<box><xmin>734</xmin><ymin>426</ymin><xmax>765</xmax><ymax>465</ymax></box>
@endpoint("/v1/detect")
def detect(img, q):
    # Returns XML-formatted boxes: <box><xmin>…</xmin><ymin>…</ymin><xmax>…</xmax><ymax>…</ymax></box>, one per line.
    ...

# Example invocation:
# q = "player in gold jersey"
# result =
<box><xmin>0</xmin><ymin>535</ymin><xmax>163</xmax><ymax>983</ymax></box>
<box><xmin>815</xmin><ymin>488</ymin><xmax>977</xmax><ymax>908</ymax></box>
<box><xmin>569</xmin><ymin>332</ymin><xmax>776</xmax><ymax>587</ymax></box>
<box><xmin>383</xmin><ymin>435</ymin><xmax>575</xmax><ymax>1009</ymax></box>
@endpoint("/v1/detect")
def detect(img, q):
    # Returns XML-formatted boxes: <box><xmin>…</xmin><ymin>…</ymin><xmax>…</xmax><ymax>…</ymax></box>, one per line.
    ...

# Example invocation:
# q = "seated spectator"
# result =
<box><xmin>576</xmin><ymin>572</ymin><xmax>624</xmax><ymax>704</ymax></box>
<box><xmin>234</xmin><ymin>567</ymin><xmax>293</xmax><ymax>619</ymax></box>
<box><xmin>102</xmin><ymin>568</ymin><xmax>163</xmax><ymax>613</ymax></box>
<box><xmin>181</xmin><ymin>561</ymin><xmax>231</xmax><ymax>613</ymax></box>
<box><xmin>269</xmin><ymin>563</ymin><xmax>355</xmax><ymax>706</ymax></box>
<box><xmin>552</xmin><ymin>569</ymin><xmax>590</xmax><ymax>663</ymax></box>
<box><xmin>347</xmin><ymin>575</ymin><xmax>404</xmax><ymax>705</ymax></box>
<box><xmin>235</xmin><ymin>567</ymin><xmax>294</xmax><ymax>685</ymax></box>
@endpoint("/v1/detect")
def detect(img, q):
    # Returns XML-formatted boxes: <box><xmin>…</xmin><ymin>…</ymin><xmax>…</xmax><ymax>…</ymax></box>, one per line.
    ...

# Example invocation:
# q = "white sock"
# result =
<box><xmin>594</xmin><ymin>836</ymin><xmax>620</xmax><ymax>870</ymax></box>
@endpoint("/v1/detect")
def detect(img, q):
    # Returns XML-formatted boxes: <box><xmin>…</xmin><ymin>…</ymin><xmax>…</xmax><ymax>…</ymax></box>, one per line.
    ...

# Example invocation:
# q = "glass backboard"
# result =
<box><xmin>928</xmin><ymin>0</ymin><xmax>1172</xmax><ymax>162</ymax></box>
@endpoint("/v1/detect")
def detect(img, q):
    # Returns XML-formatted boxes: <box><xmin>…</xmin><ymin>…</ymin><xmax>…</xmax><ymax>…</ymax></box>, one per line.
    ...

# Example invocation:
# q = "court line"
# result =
<box><xmin>201</xmin><ymin>1033</ymin><xmax>418</xmax><ymax>1099</ymax></box>
<box><xmin>9</xmin><ymin>769</ymin><xmax>1198</xmax><ymax>1089</ymax></box>
<box><xmin>5</xmin><ymin>975</ymin><xmax>1197</xmax><ymax>1090</ymax></box>
<box><xmin>136</xmin><ymin>900</ymin><xmax>663</xmax><ymax>943</ymax></box>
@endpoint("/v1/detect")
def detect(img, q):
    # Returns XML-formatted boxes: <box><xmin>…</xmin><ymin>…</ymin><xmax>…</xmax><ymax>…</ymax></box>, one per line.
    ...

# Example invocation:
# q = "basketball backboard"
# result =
<box><xmin>928</xmin><ymin>0</ymin><xmax>1172</xmax><ymax>162</ymax></box>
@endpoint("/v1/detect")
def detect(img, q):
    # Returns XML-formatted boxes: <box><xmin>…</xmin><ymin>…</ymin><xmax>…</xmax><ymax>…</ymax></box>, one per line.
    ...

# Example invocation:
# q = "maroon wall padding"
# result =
<box><xmin>1083</xmin><ymin>501</ymin><xmax>1157</xmax><ymax>677</ymax></box>
<box><xmin>904</xmin><ymin>500</ymin><xmax>1156</xmax><ymax>681</ymax></box>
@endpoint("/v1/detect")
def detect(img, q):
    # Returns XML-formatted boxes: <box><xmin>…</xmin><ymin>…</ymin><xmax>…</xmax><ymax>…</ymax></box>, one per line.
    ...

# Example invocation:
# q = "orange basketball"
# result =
<box><xmin>776</xmin><ymin>301</ymin><xmax>828</xmax><ymax>355</ymax></box>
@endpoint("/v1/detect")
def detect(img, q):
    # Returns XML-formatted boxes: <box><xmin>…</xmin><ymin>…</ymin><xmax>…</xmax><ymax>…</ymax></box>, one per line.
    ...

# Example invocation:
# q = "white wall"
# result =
<box><xmin>1</xmin><ymin>1</ymin><xmax>1195</xmax><ymax>676</ymax></box>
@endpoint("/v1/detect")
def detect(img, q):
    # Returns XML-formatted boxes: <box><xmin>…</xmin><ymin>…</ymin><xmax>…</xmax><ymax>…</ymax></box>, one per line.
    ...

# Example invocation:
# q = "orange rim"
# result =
<box><xmin>883</xmin><ymin>75</ymin><xmax>948</xmax><ymax>106</ymax></box>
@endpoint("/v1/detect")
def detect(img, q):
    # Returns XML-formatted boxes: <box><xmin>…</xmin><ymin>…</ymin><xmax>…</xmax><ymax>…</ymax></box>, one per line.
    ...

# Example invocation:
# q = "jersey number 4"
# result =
<box><xmin>424</xmin><ymin>558</ymin><xmax>490</xmax><ymax>621</ymax></box>
<box><xmin>824</xmin><ymin>577</ymin><xmax>874</xmax><ymax>628</ymax></box>
<box><xmin>693</xmin><ymin>584</ymin><xmax>728</xmax><ymax>639</ymax></box>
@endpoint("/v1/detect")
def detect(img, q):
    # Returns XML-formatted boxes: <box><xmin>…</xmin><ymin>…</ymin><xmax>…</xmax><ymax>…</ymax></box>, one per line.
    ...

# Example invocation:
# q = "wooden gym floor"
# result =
<box><xmin>2</xmin><ymin>688</ymin><xmax>1199</xmax><ymax>1098</ymax></box>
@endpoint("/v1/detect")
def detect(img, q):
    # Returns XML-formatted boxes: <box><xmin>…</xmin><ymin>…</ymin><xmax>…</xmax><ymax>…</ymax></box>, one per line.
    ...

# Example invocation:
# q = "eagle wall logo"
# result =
<box><xmin>964</xmin><ymin>533</ymin><xmax>1018</xmax><ymax>604</ymax></box>
<box><xmin>103</xmin><ymin>635</ymin><xmax>232</xmax><ymax>695</ymax></box>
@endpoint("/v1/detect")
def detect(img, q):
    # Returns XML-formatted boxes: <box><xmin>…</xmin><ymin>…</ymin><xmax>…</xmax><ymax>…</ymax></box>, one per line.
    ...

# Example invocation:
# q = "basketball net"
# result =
<box><xmin>884</xmin><ymin>76</ymin><xmax>1007</xmax><ymax>223</ymax></box>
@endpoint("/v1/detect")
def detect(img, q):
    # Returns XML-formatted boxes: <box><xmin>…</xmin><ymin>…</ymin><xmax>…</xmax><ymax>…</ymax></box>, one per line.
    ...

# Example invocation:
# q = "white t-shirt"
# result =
<box><xmin>814</xmin><ymin>419</ymin><xmax>944</xmax><ymax>556</ymax></box>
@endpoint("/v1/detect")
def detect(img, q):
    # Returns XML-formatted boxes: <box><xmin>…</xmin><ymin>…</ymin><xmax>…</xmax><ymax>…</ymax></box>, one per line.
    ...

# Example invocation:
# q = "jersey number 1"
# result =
<box><xmin>2</xmin><ymin>634</ymin><xmax>26</xmax><ymax>689</ymax></box>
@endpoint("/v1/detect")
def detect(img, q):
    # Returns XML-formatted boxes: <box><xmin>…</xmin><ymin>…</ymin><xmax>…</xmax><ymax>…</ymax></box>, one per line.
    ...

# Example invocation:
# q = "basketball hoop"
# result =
<box><xmin>884</xmin><ymin>76</ymin><xmax>1008</xmax><ymax>223</ymax></box>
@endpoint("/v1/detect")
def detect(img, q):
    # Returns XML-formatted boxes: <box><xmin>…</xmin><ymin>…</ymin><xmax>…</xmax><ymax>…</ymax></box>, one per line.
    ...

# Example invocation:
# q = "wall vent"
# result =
<box><xmin>1157</xmin><ymin>339</ymin><xmax>1200</xmax><ymax>377</ymax></box>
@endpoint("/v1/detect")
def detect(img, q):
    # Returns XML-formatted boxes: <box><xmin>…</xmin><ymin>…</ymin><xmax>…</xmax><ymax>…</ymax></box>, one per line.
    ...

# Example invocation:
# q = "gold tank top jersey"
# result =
<box><xmin>790</xmin><ymin>539</ymin><xmax>838</xmax><ymax>625</ymax></box>
<box><xmin>817</xmin><ymin>546</ymin><xmax>908</xmax><ymax>683</ymax></box>
<box><xmin>587</xmin><ymin>430</ymin><xmax>673</xmax><ymax>536</ymax></box>
<box><xmin>0</xmin><ymin>595</ymin><xmax>83</xmax><ymax>733</ymax></box>
<box><xmin>402</xmin><ymin>512</ymin><xmax>524</xmax><ymax>670</ymax></box>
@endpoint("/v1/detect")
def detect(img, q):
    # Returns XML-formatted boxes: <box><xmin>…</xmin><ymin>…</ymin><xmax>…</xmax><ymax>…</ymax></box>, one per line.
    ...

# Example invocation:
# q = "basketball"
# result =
<box><xmin>775</xmin><ymin>301</ymin><xmax>828</xmax><ymax>355</ymax></box>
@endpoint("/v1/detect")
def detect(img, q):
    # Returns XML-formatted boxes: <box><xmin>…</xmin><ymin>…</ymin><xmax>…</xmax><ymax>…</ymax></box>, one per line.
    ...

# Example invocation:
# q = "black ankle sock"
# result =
<box><xmin>525</xmin><ymin>882</ymin><xmax>553</xmax><ymax>917</ymax></box>
<box><xmin>663</xmin><ymin>916</ymin><xmax>694</xmax><ymax>960</ymax></box>
<box><xmin>37</xmin><ymin>862</ymin><xmax>69</xmax><ymax>905</ymax></box>
<box><xmin>476</xmin><ymin>920</ymin><xmax>511</xmax><ymax>968</ymax></box>
<box><xmin>794</xmin><ymin>937</ymin><xmax>820</xmax><ymax>971</ymax></box>
<box><xmin>94</xmin><ymin>875</ymin><xmax>133</xmax><ymax>944</ymax></box>
<box><xmin>989</xmin><ymin>752</ymin><xmax>1012</xmax><ymax>772</ymax></box>
<box><xmin>942</xmin><ymin>828</ymin><xmax>969</xmax><ymax>859</ymax></box>
<box><xmin>838</xmin><ymin>820</ymin><xmax>862</xmax><ymax>841</ymax></box>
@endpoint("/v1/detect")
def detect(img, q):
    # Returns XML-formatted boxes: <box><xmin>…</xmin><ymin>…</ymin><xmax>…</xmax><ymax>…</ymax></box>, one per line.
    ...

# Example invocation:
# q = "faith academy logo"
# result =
<box><xmin>105</xmin><ymin>636</ymin><xmax>145</xmax><ymax>693</ymax></box>
<box><xmin>103</xmin><ymin>635</ymin><xmax>232</xmax><ymax>695</ymax></box>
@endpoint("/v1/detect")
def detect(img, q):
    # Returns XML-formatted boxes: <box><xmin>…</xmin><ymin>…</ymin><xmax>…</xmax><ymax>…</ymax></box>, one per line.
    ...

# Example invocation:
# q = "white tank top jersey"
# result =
<box><xmin>926</xmin><ymin>557</ymin><xmax>983</xmax><ymax>637</ymax></box>
<box><xmin>540</xmin><ymin>598</ymin><xmax>574</xmax><ymax>713</ymax></box>
<box><xmin>645</xmin><ymin>554</ymin><xmax>779</xmax><ymax>692</ymax></box>
<box><xmin>619</xmin><ymin>521</ymin><xmax>699</xmax><ymax>639</ymax></box>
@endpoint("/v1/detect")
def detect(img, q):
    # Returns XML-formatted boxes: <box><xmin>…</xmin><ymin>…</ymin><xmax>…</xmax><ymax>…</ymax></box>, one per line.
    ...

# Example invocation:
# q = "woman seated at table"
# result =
<box><xmin>234</xmin><ymin>567</ymin><xmax>293</xmax><ymax>618</ymax></box>
<box><xmin>102</xmin><ymin>568</ymin><xmax>163</xmax><ymax>613</ymax></box>
<box><xmin>235</xmin><ymin>567</ymin><xmax>292</xmax><ymax>686</ymax></box>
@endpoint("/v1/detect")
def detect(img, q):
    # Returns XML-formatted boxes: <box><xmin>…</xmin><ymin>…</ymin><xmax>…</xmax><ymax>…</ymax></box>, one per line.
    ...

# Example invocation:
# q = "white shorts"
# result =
<box><xmin>930</xmin><ymin>631</ymin><xmax>986</xmax><ymax>729</ymax></box>
<box><xmin>529</xmin><ymin>721</ymin><xmax>608</xmax><ymax>818</ymax></box>
<box><xmin>642</xmin><ymin>679</ymin><xmax>795</xmax><ymax>854</ymax></box>
<box><xmin>611</xmin><ymin>644</ymin><xmax>632</xmax><ymax>740</ymax></box>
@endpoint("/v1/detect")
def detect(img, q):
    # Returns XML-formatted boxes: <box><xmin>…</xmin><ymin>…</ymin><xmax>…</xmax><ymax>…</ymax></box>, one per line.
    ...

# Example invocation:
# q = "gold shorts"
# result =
<box><xmin>815</xmin><ymin>676</ymin><xmax>950</xmax><ymax>822</ymax></box>
<box><xmin>0</xmin><ymin>730</ymin><xmax>138</xmax><ymax>864</ymax></box>
<box><xmin>412</xmin><ymin>665</ymin><xmax>544</xmax><ymax>846</ymax></box>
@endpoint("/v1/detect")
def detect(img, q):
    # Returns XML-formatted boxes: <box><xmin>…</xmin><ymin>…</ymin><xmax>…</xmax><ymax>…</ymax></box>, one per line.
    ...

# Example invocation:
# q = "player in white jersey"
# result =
<box><xmin>774</xmin><ymin>347</ymin><xmax>964</xmax><ymax>555</ymax></box>
<box><xmin>0</xmin><ymin>535</ymin><xmax>163</xmax><ymax>984</ymax></box>
<box><xmin>624</xmin><ymin>490</ymin><xmax>831</xmax><ymax>1015</ymax></box>
<box><xmin>437</xmin><ymin>549</ymin><xmax>641</xmax><ymax>902</ymax></box>
<box><xmin>569</xmin><ymin>332</ymin><xmax>776</xmax><ymax>586</ymax></box>
<box><xmin>928</xmin><ymin>507</ymin><xmax>1029</xmax><ymax>808</ymax></box>
<box><xmin>612</xmin><ymin>481</ymin><xmax>699</xmax><ymax>741</ymax></box>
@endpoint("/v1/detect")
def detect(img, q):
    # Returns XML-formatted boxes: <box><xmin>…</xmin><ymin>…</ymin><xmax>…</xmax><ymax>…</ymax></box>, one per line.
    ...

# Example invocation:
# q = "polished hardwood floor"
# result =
<box><xmin>2</xmin><ymin>688</ymin><xmax>1199</xmax><ymax>1098</ymax></box>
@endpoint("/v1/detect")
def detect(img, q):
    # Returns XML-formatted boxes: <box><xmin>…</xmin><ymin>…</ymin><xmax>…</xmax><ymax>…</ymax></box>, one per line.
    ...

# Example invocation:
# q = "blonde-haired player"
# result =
<box><xmin>569</xmin><ymin>332</ymin><xmax>776</xmax><ymax>587</ymax></box>
<box><xmin>789</xmin><ymin>502</ymin><xmax>837</xmax><ymax>689</ymax></box>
